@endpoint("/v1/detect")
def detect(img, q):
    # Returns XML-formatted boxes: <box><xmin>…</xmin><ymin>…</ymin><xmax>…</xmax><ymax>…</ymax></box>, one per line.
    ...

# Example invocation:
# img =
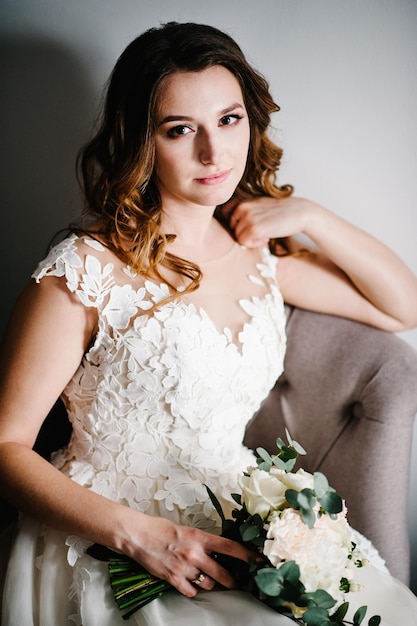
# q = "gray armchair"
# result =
<box><xmin>245</xmin><ymin>305</ymin><xmax>417</xmax><ymax>585</ymax></box>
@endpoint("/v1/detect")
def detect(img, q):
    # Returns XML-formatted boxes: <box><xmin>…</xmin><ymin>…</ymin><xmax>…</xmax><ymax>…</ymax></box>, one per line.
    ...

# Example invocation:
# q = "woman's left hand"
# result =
<box><xmin>222</xmin><ymin>195</ymin><xmax>417</xmax><ymax>332</ymax></box>
<box><xmin>223</xmin><ymin>196</ymin><xmax>310</xmax><ymax>248</ymax></box>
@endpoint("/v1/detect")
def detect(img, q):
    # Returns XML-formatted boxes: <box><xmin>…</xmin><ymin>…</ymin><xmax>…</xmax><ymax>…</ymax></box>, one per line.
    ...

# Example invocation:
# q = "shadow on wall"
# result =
<box><xmin>0</xmin><ymin>35</ymin><xmax>97</xmax><ymax>339</ymax></box>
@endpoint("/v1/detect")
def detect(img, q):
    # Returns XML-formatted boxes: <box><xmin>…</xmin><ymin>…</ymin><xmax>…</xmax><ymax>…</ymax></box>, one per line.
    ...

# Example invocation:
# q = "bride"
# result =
<box><xmin>1</xmin><ymin>21</ymin><xmax>417</xmax><ymax>625</ymax></box>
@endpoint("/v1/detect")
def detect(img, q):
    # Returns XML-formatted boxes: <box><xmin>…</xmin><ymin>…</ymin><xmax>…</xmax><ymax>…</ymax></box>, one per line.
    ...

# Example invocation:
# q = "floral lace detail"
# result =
<box><xmin>68</xmin><ymin>564</ymin><xmax>93</xmax><ymax>625</ymax></box>
<box><xmin>32</xmin><ymin>234</ymin><xmax>114</xmax><ymax>307</ymax></box>
<box><xmin>34</xmin><ymin>235</ymin><xmax>286</xmax><ymax>531</ymax></box>
<box><xmin>66</xmin><ymin>535</ymin><xmax>94</xmax><ymax>566</ymax></box>
<box><xmin>32</xmin><ymin>235</ymin><xmax>83</xmax><ymax>292</ymax></box>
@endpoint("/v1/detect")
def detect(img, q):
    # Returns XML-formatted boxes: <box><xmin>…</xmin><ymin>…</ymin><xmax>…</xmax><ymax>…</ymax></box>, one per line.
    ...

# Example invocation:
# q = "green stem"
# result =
<box><xmin>121</xmin><ymin>590</ymin><xmax>167</xmax><ymax>620</ymax></box>
<box><xmin>114</xmin><ymin>577</ymin><xmax>167</xmax><ymax>600</ymax></box>
<box><xmin>111</xmin><ymin>573</ymin><xmax>153</xmax><ymax>588</ymax></box>
<box><xmin>117</xmin><ymin>580</ymin><xmax>171</xmax><ymax>610</ymax></box>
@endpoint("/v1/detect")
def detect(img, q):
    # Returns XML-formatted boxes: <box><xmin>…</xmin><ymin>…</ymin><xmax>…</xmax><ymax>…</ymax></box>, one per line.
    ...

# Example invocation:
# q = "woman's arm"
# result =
<box><xmin>228</xmin><ymin>196</ymin><xmax>417</xmax><ymax>331</ymax></box>
<box><xmin>0</xmin><ymin>277</ymin><xmax>253</xmax><ymax>596</ymax></box>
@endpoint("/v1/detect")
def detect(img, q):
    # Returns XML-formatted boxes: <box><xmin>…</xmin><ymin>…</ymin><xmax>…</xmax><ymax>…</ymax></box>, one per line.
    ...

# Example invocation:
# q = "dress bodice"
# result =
<box><xmin>32</xmin><ymin>234</ymin><xmax>287</xmax><ymax>529</ymax></box>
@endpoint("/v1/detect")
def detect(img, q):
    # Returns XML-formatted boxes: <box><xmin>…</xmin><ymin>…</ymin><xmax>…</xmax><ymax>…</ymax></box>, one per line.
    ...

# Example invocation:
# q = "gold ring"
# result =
<box><xmin>192</xmin><ymin>573</ymin><xmax>206</xmax><ymax>585</ymax></box>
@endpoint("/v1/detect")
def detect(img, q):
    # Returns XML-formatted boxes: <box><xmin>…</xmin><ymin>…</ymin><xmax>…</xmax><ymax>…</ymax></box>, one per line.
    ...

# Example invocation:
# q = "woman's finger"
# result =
<box><xmin>190</xmin><ymin>571</ymin><xmax>216</xmax><ymax>591</ymax></box>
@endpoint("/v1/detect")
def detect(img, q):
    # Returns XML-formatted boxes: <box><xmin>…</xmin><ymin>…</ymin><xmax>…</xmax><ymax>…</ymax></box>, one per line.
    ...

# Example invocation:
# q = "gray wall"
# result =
<box><xmin>1</xmin><ymin>0</ymin><xmax>416</xmax><ymax>590</ymax></box>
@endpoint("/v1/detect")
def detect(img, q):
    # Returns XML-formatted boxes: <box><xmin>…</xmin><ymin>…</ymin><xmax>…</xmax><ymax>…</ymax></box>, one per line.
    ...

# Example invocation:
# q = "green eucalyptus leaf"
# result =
<box><xmin>251</xmin><ymin>536</ymin><xmax>266</xmax><ymax>547</ymax></box>
<box><xmin>368</xmin><ymin>616</ymin><xmax>381</xmax><ymax>626</ymax></box>
<box><xmin>318</xmin><ymin>491</ymin><xmax>343</xmax><ymax>514</ymax></box>
<box><xmin>292</xmin><ymin>440</ymin><xmax>307</xmax><ymax>455</ymax></box>
<box><xmin>240</xmin><ymin>522</ymin><xmax>260</xmax><ymax>542</ymax></box>
<box><xmin>280</xmin><ymin>445</ymin><xmax>298</xmax><ymax>461</ymax></box>
<box><xmin>303</xmin><ymin>606</ymin><xmax>331</xmax><ymax>625</ymax></box>
<box><xmin>283</xmin><ymin>458</ymin><xmax>297</xmax><ymax>472</ymax></box>
<box><xmin>256</xmin><ymin>447</ymin><xmax>273</xmax><ymax>464</ymax></box>
<box><xmin>302</xmin><ymin>589</ymin><xmax>335</xmax><ymax>609</ymax></box>
<box><xmin>284</xmin><ymin>428</ymin><xmax>306</xmax><ymax>455</ymax></box>
<box><xmin>272</xmin><ymin>456</ymin><xmax>289</xmax><ymax>471</ymax></box>
<box><xmin>314</xmin><ymin>472</ymin><xmax>330</xmax><ymax>497</ymax></box>
<box><xmin>284</xmin><ymin>428</ymin><xmax>293</xmax><ymax>444</ymax></box>
<box><xmin>285</xmin><ymin>489</ymin><xmax>300</xmax><ymax>509</ymax></box>
<box><xmin>276</xmin><ymin>437</ymin><xmax>286</xmax><ymax>450</ymax></box>
<box><xmin>353</xmin><ymin>605</ymin><xmax>367</xmax><ymax>624</ymax></box>
<box><xmin>252</xmin><ymin>513</ymin><xmax>264</xmax><ymax>529</ymax></box>
<box><xmin>257</xmin><ymin>460</ymin><xmax>272</xmax><ymax>471</ymax></box>
<box><xmin>277</xmin><ymin>560</ymin><xmax>301</xmax><ymax>585</ymax></box>
<box><xmin>298</xmin><ymin>488</ymin><xmax>316</xmax><ymax>509</ymax></box>
<box><xmin>255</xmin><ymin>568</ymin><xmax>284</xmax><ymax>596</ymax></box>
<box><xmin>300</xmin><ymin>507</ymin><xmax>316</xmax><ymax>528</ymax></box>
<box><xmin>332</xmin><ymin>601</ymin><xmax>349</xmax><ymax>620</ymax></box>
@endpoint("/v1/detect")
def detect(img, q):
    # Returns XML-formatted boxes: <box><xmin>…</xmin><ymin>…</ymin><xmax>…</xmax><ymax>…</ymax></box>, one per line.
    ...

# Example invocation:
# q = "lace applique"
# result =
<box><xmin>32</xmin><ymin>234</ymin><xmax>115</xmax><ymax>308</ymax></box>
<box><xmin>145</xmin><ymin>280</ymin><xmax>172</xmax><ymax>304</ymax></box>
<box><xmin>32</xmin><ymin>235</ymin><xmax>83</xmax><ymax>291</ymax></box>
<box><xmin>66</xmin><ymin>535</ymin><xmax>93</xmax><ymax>566</ymax></box>
<box><xmin>257</xmin><ymin>252</ymin><xmax>278</xmax><ymax>279</ymax></box>
<box><xmin>76</xmin><ymin>254</ymin><xmax>114</xmax><ymax>308</ymax></box>
<box><xmin>123</xmin><ymin>265</ymin><xmax>137</xmax><ymax>279</ymax></box>
<box><xmin>84</xmin><ymin>238</ymin><xmax>106</xmax><ymax>251</ymax></box>
<box><xmin>249</xmin><ymin>253</ymin><xmax>278</xmax><ymax>286</ymax></box>
<box><xmin>68</xmin><ymin>565</ymin><xmax>93</xmax><ymax>625</ymax></box>
<box><xmin>103</xmin><ymin>284</ymin><xmax>152</xmax><ymax>329</ymax></box>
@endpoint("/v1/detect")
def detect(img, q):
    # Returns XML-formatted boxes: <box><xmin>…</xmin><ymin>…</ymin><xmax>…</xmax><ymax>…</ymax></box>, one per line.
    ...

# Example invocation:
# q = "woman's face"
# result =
<box><xmin>154</xmin><ymin>65</ymin><xmax>250</xmax><ymax>214</ymax></box>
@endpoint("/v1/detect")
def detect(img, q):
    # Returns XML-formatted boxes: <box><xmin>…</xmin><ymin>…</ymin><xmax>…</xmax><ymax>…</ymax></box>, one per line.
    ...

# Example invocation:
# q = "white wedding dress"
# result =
<box><xmin>2</xmin><ymin>234</ymin><xmax>417</xmax><ymax>625</ymax></box>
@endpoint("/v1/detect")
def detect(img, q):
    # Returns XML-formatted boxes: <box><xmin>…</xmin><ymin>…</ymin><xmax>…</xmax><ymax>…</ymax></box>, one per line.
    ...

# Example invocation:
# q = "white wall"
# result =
<box><xmin>1</xmin><ymin>0</ymin><xmax>416</xmax><ymax>590</ymax></box>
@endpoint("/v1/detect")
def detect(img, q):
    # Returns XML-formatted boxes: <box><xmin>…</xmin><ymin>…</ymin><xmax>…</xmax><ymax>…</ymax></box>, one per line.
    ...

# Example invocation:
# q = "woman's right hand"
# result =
<box><xmin>117</xmin><ymin>512</ymin><xmax>256</xmax><ymax>597</ymax></box>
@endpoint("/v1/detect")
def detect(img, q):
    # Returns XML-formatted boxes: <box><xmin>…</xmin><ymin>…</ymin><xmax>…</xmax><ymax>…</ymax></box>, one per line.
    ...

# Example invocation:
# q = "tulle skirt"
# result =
<box><xmin>2</xmin><ymin>516</ymin><xmax>417</xmax><ymax>626</ymax></box>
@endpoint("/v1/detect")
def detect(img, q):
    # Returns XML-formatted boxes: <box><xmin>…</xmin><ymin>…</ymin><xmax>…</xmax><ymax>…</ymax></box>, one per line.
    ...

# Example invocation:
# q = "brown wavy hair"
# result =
<box><xmin>77</xmin><ymin>22</ymin><xmax>292</xmax><ymax>295</ymax></box>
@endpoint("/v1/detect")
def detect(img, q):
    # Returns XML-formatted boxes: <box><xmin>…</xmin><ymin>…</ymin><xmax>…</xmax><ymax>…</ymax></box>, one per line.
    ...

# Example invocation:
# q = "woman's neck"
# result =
<box><xmin>162</xmin><ymin>210</ymin><xmax>235</xmax><ymax>264</ymax></box>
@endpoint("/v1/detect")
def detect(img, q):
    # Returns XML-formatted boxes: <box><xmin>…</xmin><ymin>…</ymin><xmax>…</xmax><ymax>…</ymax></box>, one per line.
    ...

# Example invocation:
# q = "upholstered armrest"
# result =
<box><xmin>244</xmin><ymin>305</ymin><xmax>417</xmax><ymax>583</ymax></box>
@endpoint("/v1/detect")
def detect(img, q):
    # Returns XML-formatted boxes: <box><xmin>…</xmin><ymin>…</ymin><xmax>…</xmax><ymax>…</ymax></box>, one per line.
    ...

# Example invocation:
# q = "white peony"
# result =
<box><xmin>264</xmin><ymin>508</ymin><xmax>352</xmax><ymax>610</ymax></box>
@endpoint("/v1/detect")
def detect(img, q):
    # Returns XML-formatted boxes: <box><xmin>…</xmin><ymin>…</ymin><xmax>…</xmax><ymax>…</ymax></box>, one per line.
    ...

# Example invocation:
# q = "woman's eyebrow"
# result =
<box><xmin>158</xmin><ymin>102</ymin><xmax>245</xmax><ymax>126</ymax></box>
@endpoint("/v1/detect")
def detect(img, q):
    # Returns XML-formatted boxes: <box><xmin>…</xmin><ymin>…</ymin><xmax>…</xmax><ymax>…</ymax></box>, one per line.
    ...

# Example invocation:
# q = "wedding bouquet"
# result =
<box><xmin>88</xmin><ymin>431</ymin><xmax>381</xmax><ymax>625</ymax></box>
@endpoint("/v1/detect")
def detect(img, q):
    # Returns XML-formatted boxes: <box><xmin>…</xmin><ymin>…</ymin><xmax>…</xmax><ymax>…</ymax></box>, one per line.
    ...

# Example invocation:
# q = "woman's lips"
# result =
<box><xmin>195</xmin><ymin>169</ymin><xmax>232</xmax><ymax>185</ymax></box>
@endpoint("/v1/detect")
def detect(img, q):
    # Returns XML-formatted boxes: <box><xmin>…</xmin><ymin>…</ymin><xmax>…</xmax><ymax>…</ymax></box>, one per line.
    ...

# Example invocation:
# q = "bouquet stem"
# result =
<box><xmin>87</xmin><ymin>545</ymin><xmax>173</xmax><ymax>620</ymax></box>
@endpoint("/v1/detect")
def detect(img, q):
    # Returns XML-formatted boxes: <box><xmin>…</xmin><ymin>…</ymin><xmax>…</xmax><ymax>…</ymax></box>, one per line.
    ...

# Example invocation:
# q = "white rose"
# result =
<box><xmin>238</xmin><ymin>469</ymin><xmax>287</xmax><ymax>519</ymax></box>
<box><xmin>270</xmin><ymin>467</ymin><xmax>314</xmax><ymax>492</ymax></box>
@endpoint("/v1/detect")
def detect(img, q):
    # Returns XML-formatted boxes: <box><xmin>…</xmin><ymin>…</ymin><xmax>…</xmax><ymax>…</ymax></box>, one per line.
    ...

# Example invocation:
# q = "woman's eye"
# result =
<box><xmin>220</xmin><ymin>114</ymin><xmax>242</xmax><ymax>126</ymax></box>
<box><xmin>166</xmin><ymin>125</ymin><xmax>192</xmax><ymax>138</ymax></box>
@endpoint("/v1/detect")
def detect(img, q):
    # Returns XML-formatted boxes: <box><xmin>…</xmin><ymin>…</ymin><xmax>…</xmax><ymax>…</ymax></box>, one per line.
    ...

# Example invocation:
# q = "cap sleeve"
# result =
<box><xmin>31</xmin><ymin>234</ymin><xmax>115</xmax><ymax>309</ymax></box>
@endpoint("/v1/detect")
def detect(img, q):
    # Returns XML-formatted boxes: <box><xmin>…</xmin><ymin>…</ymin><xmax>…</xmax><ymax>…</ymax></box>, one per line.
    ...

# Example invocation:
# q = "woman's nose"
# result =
<box><xmin>198</xmin><ymin>130</ymin><xmax>223</xmax><ymax>165</ymax></box>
